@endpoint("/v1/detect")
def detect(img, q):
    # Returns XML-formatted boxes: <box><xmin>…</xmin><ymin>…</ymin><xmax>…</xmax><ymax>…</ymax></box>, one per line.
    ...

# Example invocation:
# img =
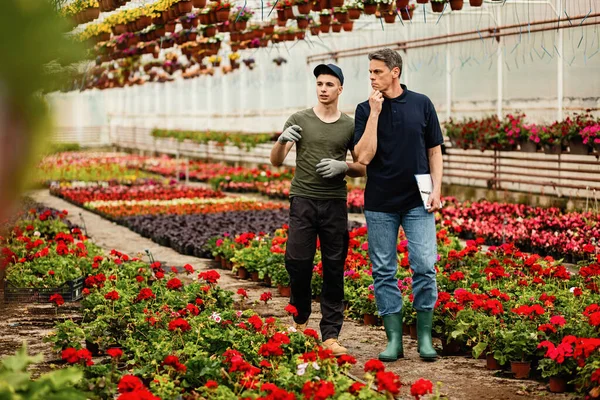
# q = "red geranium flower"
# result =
<box><xmin>376</xmin><ymin>370</ymin><xmax>402</xmax><ymax>395</ymax></box>
<box><xmin>168</xmin><ymin>318</ymin><xmax>191</xmax><ymax>332</ymax></box>
<box><xmin>183</xmin><ymin>264</ymin><xmax>194</xmax><ymax>274</ymax></box>
<box><xmin>337</xmin><ymin>354</ymin><xmax>357</xmax><ymax>366</ymax></box>
<box><xmin>285</xmin><ymin>304</ymin><xmax>298</xmax><ymax>317</ymax></box>
<box><xmin>199</xmin><ymin>270</ymin><xmax>220</xmax><ymax>284</ymax></box>
<box><xmin>107</xmin><ymin>348</ymin><xmax>123</xmax><ymax>359</ymax></box>
<box><xmin>260</xmin><ymin>291</ymin><xmax>273</xmax><ymax>304</ymax></box>
<box><xmin>136</xmin><ymin>288</ymin><xmax>155</xmax><ymax>302</ymax></box>
<box><xmin>349</xmin><ymin>381</ymin><xmax>365</xmax><ymax>395</ymax></box>
<box><xmin>410</xmin><ymin>378</ymin><xmax>434</xmax><ymax>399</ymax></box>
<box><xmin>237</xmin><ymin>288</ymin><xmax>249</xmax><ymax>298</ymax></box>
<box><xmin>364</xmin><ymin>359</ymin><xmax>385</xmax><ymax>373</ymax></box>
<box><xmin>118</xmin><ymin>375</ymin><xmax>144</xmax><ymax>393</ymax></box>
<box><xmin>205</xmin><ymin>380</ymin><xmax>219</xmax><ymax>389</ymax></box>
<box><xmin>166</xmin><ymin>278</ymin><xmax>183</xmax><ymax>290</ymax></box>
<box><xmin>49</xmin><ymin>293</ymin><xmax>64</xmax><ymax>307</ymax></box>
<box><xmin>104</xmin><ymin>291</ymin><xmax>120</xmax><ymax>301</ymax></box>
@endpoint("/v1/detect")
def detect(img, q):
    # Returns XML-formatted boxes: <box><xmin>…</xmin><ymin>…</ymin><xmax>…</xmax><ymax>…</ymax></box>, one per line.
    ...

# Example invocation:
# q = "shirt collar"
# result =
<box><xmin>389</xmin><ymin>84</ymin><xmax>408</xmax><ymax>103</ymax></box>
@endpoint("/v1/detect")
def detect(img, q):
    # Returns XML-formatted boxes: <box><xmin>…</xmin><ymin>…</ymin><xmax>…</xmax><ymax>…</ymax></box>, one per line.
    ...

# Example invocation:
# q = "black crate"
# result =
<box><xmin>3</xmin><ymin>276</ymin><xmax>85</xmax><ymax>303</ymax></box>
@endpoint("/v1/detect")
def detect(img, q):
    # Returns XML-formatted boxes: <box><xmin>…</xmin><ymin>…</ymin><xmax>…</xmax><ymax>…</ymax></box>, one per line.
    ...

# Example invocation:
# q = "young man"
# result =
<box><xmin>270</xmin><ymin>64</ymin><xmax>365</xmax><ymax>356</ymax></box>
<box><xmin>354</xmin><ymin>48</ymin><xmax>444</xmax><ymax>362</ymax></box>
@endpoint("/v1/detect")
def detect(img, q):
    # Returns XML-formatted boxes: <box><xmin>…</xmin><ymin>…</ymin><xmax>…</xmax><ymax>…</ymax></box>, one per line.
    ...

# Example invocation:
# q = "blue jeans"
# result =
<box><xmin>364</xmin><ymin>206</ymin><xmax>438</xmax><ymax>316</ymax></box>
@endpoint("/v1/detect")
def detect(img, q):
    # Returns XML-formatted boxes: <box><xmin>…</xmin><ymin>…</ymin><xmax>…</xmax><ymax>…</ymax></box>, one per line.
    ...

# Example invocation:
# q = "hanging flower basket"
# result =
<box><xmin>431</xmin><ymin>1</ymin><xmax>445</xmax><ymax>12</ymax></box>
<box><xmin>363</xmin><ymin>3</ymin><xmax>377</xmax><ymax>14</ymax></box>
<box><xmin>298</xmin><ymin>2</ymin><xmax>312</xmax><ymax>14</ymax></box>
<box><xmin>470</xmin><ymin>0</ymin><xmax>483</xmax><ymax>6</ymax></box>
<box><xmin>347</xmin><ymin>8</ymin><xmax>361</xmax><ymax>19</ymax></box>
<box><xmin>450</xmin><ymin>0</ymin><xmax>464</xmax><ymax>10</ymax></box>
<box><xmin>216</xmin><ymin>9</ymin><xmax>231</xmax><ymax>22</ymax></box>
<box><xmin>383</xmin><ymin>11</ymin><xmax>396</xmax><ymax>23</ymax></box>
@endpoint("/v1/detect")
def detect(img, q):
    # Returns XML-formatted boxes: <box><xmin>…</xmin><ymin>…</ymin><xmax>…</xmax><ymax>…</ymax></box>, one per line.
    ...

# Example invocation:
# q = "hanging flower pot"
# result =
<box><xmin>331</xmin><ymin>0</ymin><xmax>344</xmax><ymax>6</ymax></box>
<box><xmin>519</xmin><ymin>138</ymin><xmax>538</xmax><ymax>152</ymax></box>
<box><xmin>87</xmin><ymin>7</ymin><xmax>101</xmax><ymax>22</ymax></box>
<box><xmin>204</xmin><ymin>25</ymin><xmax>217</xmax><ymax>37</ymax></box>
<box><xmin>486</xmin><ymin>354</ymin><xmax>502</xmax><ymax>370</ymax></box>
<box><xmin>178</xmin><ymin>0</ymin><xmax>193</xmax><ymax>13</ymax></box>
<box><xmin>165</xmin><ymin>22</ymin><xmax>176</xmax><ymax>33</ymax></box>
<box><xmin>543</xmin><ymin>143</ymin><xmax>562</xmax><ymax>155</ymax></box>
<box><xmin>568</xmin><ymin>136</ymin><xmax>591</xmax><ymax>155</ymax></box>
<box><xmin>510</xmin><ymin>361</ymin><xmax>531</xmax><ymax>379</ymax></box>
<box><xmin>342</xmin><ymin>21</ymin><xmax>354</xmax><ymax>31</ymax></box>
<box><xmin>431</xmin><ymin>1</ymin><xmax>445</xmax><ymax>12</ymax></box>
<box><xmin>310</xmin><ymin>25</ymin><xmax>320</xmax><ymax>35</ymax></box>
<box><xmin>449</xmin><ymin>0</ymin><xmax>463</xmax><ymax>10</ymax></box>
<box><xmin>216</xmin><ymin>8</ymin><xmax>230</xmax><ymax>22</ymax></box>
<box><xmin>234</xmin><ymin>20</ymin><xmax>247</xmax><ymax>30</ymax></box>
<box><xmin>400</xmin><ymin>7</ymin><xmax>414</xmax><ymax>20</ymax></box>
<box><xmin>383</xmin><ymin>11</ymin><xmax>396</xmax><ymax>23</ymax></box>
<box><xmin>379</xmin><ymin>2</ymin><xmax>392</xmax><ymax>11</ymax></box>
<box><xmin>297</xmin><ymin>17</ymin><xmax>309</xmax><ymax>29</ymax></box>
<box><xmin>469</xmin><ymin>0</ymin><xmax>483</xmax><ymax>6</ymax></box>
<box><xmin>363</xmin><ymin>3</ymin><xmax>377</xmax><ymax>14</ymax></box>
<box><xmin>417</xmin><ymin>0</ymin><xmax>428</xmax><ymax>3</ymax></box>
<box><xmin>334</xmin><ymin>11</ymin><xmax>349</xmax><ymax>23</ymax></box>
<box><xmin>320</xmin><ymin>14</ymin><xmax>331</xmax><ymax>24</ymax></box>
<box><xmin>112</xmin><ymin>23</ymin><xmax>128</xmax><ymax>35</ymax></box>
<box><xmin>284</xmin><ymin>6</ymin><xmax>295</xmax><ymax>19</ymax></box>
<box><xmin>347</xmin><ymin>8</ymin><xmax>361</xmax><ymax>19</ymax></box>
<box><xmin>549</xmin><ymin>376</ymin><xmax>568</xmax><ymax>393</ymax></box>
<box><xmin>332</xmin><ymin>22</ymin><xmax>342</xmax><ymax>32</ymax></box>
<box><xmin>199</xmin><ymin>13</ymin><xmax>210</xmax><ymax>24</ymax></box>
<box><xmin>396</xmin><ymin>0</ymin><xmax>410</xmax><ymax>8</ymax></box>
<box><xmin>319</xmin><ymin>23</ymin><xmax>331</xmax><ymax>33</ymax></box>
<box><xmin>193</xmin><ymin>0</ymin><xmax>207</xmax><ymax>7</ymax></box>
<box><xmin>298</xmin><ymin>2</ymin><xmax>312</xmax><ymax>14</ymax></box>
<box><xmin>363</xmin><ymin>313</ymin><xmax>378</xmax><ymax>326</ymax></box>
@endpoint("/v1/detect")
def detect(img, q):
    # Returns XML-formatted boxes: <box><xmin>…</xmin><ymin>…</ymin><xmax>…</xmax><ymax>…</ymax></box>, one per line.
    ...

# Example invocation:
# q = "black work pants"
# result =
<box><xmin>285</xmin><ymin>196</ymin><xmax>348</xmax><ymax>341</ymax></box>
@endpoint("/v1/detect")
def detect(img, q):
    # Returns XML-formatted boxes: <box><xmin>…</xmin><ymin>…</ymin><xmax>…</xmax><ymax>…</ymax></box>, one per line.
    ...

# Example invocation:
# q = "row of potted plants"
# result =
<box><xmin>206</xmin><ymin>220</ymin><xmax>600</xmax><ymax>396</ymax></box>
<box><xmin>151</xmin><ymin>128</ymin><xmax>278</xmax><ymax>150</ymax></box>
<box><xmin>36</xmin><ymin>152</ymin><xmax>158</xmax><ymax>185</ymax></box>
<box><xmin>46</xmin><ymin>249</ymin><xmax>436</xmax><ymax>399</ymax></box>
<box><xmin>445</xmin><ymin>112</ymin><xmax>600</xmax><ymax>154</ymax></box>
<box><xmin>1</xmin><ymin>202</ymin><xmax>435</xmax><ymax>399</ymax></box>
<box><xmin>439</xmin><ymin>197</ymin><xmax>600</xmax><ymax>262</ymax></box>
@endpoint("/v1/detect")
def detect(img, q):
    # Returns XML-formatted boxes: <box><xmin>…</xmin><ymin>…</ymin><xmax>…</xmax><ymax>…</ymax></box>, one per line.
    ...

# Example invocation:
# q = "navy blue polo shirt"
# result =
<box><xmin>354</xmin><ymin>84</ymin><xmax>444</xmax><ymax>213</ymax></box>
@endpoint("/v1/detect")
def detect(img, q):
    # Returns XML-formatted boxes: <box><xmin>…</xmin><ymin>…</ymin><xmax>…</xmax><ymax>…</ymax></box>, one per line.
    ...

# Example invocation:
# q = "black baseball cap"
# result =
<box><xmin>313</xmin><ymin>63</ymin><xmax>344</xmax><ymax>86</ymax></box>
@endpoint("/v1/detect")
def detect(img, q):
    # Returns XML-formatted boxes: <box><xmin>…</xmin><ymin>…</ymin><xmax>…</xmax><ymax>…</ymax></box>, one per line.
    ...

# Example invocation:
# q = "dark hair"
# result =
<box><xmin>368</xmin><ymin>48</ymin><xmax>403</xmax><ymax>76</ymax></box>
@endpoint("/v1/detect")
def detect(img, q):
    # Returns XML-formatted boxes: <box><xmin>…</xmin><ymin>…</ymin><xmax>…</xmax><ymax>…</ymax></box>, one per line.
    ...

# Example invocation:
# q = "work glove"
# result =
<box><xmin>278</xmin><ymin>125</ymin><xmax>302</xmax><ymax>143</ymax></box>
<box><xmin>316</xmin><ymin>158</ymin><xmax>348</xmax><ymax>179</ymax></box>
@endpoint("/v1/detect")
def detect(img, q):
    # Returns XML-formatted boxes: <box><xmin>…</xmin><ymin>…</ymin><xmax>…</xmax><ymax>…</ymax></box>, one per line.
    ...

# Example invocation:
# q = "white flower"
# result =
<box><xmin>210</xmin><ymin>312</ymin><xmax>221</xmax><ymax>322</ymax></box>
<box><xmin>34</xmin><ymin>231</ymin><xmax>41</xmax><ymax>237</ymax></box>
<box><xmin>569</xmin><ymin>287</ymin><xmax>576</xmax><ymax>293</ymax></box>
<box><xmin>214</xmin><ymin>316</ymin><xmax>222</xmax><ymax>323</ymax></box>
<box><xmin>288</xmin><ymin>326</ymin><xmax>298</xmax><ymax>333</ymax></box>
<box><xmin>297</xmin><ymin>362</ymin><xmax>308</xmax><ymax>376</ymax></box>
<box><xmin>312</xmin><ymin>362</ymin><xmax>320</xmax><ymax>370</ymax></box>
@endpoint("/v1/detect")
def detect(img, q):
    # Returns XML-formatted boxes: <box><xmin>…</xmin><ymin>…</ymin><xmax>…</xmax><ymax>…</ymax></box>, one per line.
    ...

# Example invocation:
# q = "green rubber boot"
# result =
<box><xmin>416</xmin><ymin>311</ymin><xmax>438</xmax><ymax>361</ymax></box>
<box><xmin>378</xmin><ymin>312</ymin><xmax>404</xmax><ymax>362</ymax></box>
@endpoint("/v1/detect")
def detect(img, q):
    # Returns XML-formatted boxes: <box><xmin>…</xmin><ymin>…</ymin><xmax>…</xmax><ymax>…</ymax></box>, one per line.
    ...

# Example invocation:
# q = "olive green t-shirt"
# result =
<box><xmin>283</xmin><ymin>108</ymin><xmax>354</xmax><ymax>200</ymax></box>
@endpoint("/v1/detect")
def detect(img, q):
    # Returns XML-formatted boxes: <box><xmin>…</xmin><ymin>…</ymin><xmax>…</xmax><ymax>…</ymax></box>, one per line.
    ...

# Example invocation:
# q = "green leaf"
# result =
<box><xmin>473</xmin><ymin>341</ymin><xmax>488</xmax><ymax>359</ymax></box>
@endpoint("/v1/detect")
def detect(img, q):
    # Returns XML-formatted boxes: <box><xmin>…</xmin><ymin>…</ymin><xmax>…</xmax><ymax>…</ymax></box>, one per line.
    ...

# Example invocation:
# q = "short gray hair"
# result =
<box><xmin>368</xmin><ymin>48</ymin><xmax>403</xmax><ymax>76</ymax></box>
